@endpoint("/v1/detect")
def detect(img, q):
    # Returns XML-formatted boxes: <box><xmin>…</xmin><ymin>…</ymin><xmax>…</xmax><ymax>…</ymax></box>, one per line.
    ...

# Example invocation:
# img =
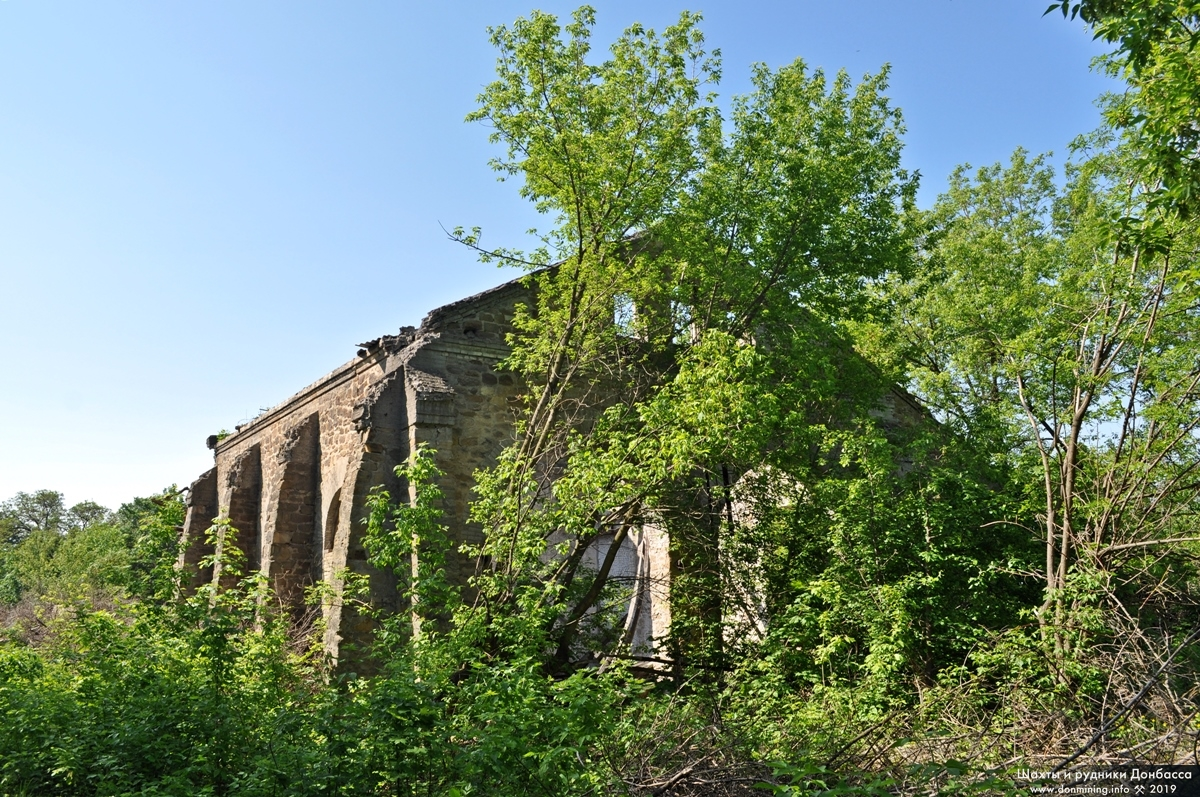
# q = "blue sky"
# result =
<box><xmin>0</xmin><ymin>1</ymin><xmax>1117</xmax><ymax>509</ymax></box>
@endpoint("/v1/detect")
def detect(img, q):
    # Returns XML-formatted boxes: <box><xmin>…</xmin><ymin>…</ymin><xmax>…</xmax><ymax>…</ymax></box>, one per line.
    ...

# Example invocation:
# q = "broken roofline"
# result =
<box><xmin>209</xmin><ymin>272</ymin><xmax>535</xmax><ymax>455</ymax></box>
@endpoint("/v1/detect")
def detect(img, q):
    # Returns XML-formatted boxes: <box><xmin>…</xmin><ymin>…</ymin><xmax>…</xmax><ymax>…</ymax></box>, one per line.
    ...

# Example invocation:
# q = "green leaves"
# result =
<box><xmin>1051</xmin><ymin>1</ymin><xmax>1200</xmax><ymax>217</ymax></box>
<box><xmin>0</xmin><ymin>528</ymin><xmax>314</xmax><ymax>796</ymax></box>
<box><xmin>470</xmin><ymin>6</ymin><xmax>719</xmax><ymax>259</ymax></box>
<box><xmin>672</xmin><ymin>59</ymin><xmax>916</xmax><ymax>330</ymax></box>
<box><xmin>856</xmin><ymin>128</ymin><xmax>1200</xmax><ymax>750</ymax></box>
<box><xmin>366</xmin><ymin>445</ymin><xmax>462</xmax><ymax>645</ymax></box>
<box><xmin>457</xmin><ymin>5</ymin><xmax>927</xmax><ymax>691</ymax></box>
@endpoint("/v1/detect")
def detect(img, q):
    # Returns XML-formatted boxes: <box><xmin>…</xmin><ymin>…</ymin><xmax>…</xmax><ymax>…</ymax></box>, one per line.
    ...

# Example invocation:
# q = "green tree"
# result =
<box><xmin>857</xmin><ymin>139</ymin><xmax>1200</xmax><ymax>682</ymax></box>
<box><xmin>0</xmin><ymin>490</ymin><xmax>67</xmax><ymax>544</ymax></box>
<box><xmin>450</xmin><ymin>8</ymin><xmax>1022</xmax><ymax>712</ymax></box>
<box><xmin>0</xmin><ymin>490</ymin><xmax>114</xmax><ymax>545</ymax></box>
<box><xmin>64</xmin><ymin>500</ymin><xmax>113</xmax><ymax>532</ymax></box>
<box><xmin>0</xmin><ymin>489</ymin><xmax>175</xmax><ymax>607</ymax></box>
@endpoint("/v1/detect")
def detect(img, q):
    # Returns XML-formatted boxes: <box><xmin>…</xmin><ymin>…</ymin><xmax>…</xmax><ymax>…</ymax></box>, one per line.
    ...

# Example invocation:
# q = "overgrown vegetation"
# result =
<box><xmin>3</xmin><ymin>5</ymin><xmax>1199</xmax><ymax>795</ymax></box>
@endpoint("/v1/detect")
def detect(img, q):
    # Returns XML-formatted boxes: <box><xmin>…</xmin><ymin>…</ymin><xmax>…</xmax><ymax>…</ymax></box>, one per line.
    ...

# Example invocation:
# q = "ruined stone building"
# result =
<box><xmin>178</xmin><ymin>275</ymin><xmax>671</xmax><ymax>662</ymax></box>
<box><xmin>178</xmin><ymin>273</ymin><xmax>923</xmax><ymax>664</ymax></box>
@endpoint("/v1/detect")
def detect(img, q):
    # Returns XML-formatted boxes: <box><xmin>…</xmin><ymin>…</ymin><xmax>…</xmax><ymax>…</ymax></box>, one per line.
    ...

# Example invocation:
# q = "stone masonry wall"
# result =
<box><xmin>178</xmin><ymin>276</ymin><xmax>538</xmax><ymax>665</ymax></box>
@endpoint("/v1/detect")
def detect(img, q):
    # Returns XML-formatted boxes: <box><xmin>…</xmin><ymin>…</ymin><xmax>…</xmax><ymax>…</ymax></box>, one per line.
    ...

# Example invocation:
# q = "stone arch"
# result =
<box><xmin>323</xmin><ymin>488</ymin><xmax>342</xmax><ymax>556</ymax></box>
<box><xmin>270</xmin><ymin>414</ymin><xmax>320</xmax><ymax>609</ymax></box>
<box><xmin>223</xmin><ymin>444</ymin><xmax>263</xmax><ymax>584</ymax></box>
<box><xmin>318</xmin><ymin>483</ymin><xmax>349</xmax><ymax>659</ymax></box>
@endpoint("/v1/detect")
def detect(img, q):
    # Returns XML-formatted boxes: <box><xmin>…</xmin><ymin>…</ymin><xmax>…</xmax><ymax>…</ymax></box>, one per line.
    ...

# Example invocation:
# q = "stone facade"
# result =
<box><xmin>178</xmin><ymin>276</ymin><xmax>672</xmax><ymax>663</ymax></box>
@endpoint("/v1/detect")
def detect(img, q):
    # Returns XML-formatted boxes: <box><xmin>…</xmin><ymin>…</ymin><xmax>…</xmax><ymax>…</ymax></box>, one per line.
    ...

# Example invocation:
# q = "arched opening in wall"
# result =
<box><xmin>324</xmin><ymin>488</ymin><xmax>341</xmax><ymax>554</ymax></box>
<box><xmin>271</xmin><ymin>415</ymin><xmax>319</xmax><ymax>610</ymax></box>
<box><xmin>576</xmin><ymin>531</ymin><xmax>644</xmax><ymax>653</ymax></box>
<box><xmin>225</xmin><ymin>445</ymin><xmax>263</xmax><ymax>583</ymax></box>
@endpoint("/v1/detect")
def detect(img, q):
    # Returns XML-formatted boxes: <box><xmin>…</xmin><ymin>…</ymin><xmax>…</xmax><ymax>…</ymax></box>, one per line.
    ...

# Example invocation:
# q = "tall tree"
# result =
<box><xmin>450</xmin><ymin>5</ymin><xmax>919</xmax><ymax>675</ymax></box>
<box><xmin>857</xmin><ymin>141</ymin><xmax>1200</xmax><ymax>660</ymax></box>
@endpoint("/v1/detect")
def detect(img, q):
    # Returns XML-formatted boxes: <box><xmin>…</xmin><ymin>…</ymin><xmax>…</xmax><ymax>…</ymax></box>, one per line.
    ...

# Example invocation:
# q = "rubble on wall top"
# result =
<box><xmin>210</xmin><ymin>273</ymin><xmax>533</xmax><ymax>453</ymax></box>
<box><xmin>356</xmin><ymin>326</ymin><xmax>417</xmax><ymax>358</ymax></box>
